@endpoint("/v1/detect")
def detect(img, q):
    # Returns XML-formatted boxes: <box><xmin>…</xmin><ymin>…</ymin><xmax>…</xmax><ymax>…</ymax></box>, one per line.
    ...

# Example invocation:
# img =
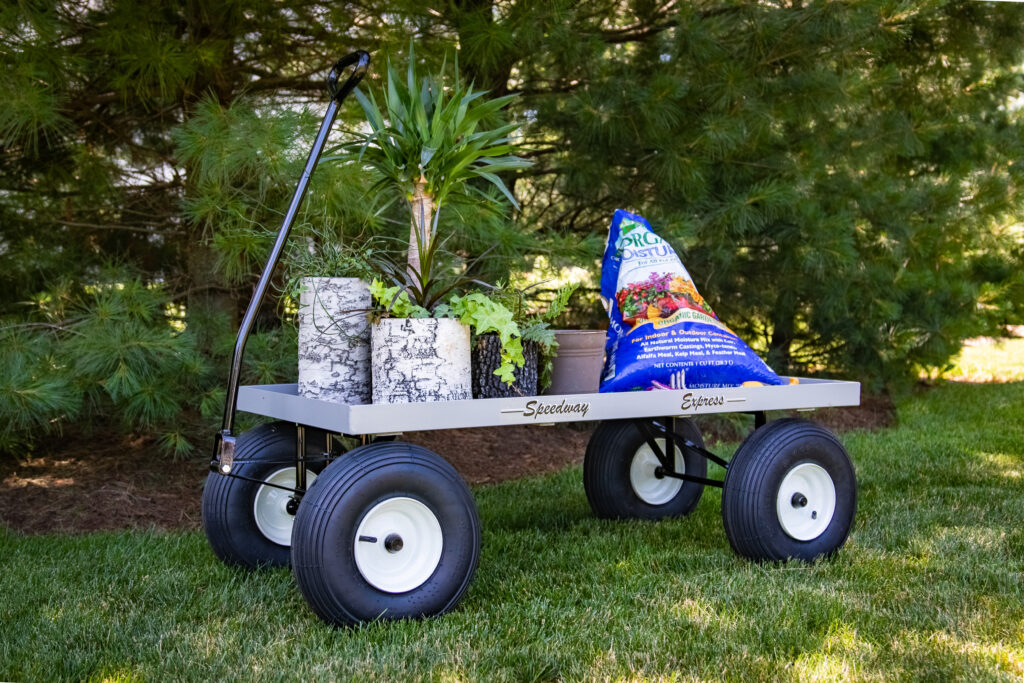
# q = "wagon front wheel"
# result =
<box><xmin>721</xmin><ymin>418</ymin><xmax>856</xmax><ymax>562</ymax></box>
<box><xmin>291</xmin><ymin>442</ymin><xmax>480</xmax><ymax>627</ymax></box>
<box><xmin>202</xmin><ymin>422</ymin><xmax>327</xmax><ymax>569</ymax></box>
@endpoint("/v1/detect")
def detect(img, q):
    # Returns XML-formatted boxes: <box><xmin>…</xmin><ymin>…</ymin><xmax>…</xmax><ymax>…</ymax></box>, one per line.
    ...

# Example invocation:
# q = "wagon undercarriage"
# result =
<box><xmin>204</xmin><ymin>380</ymin><xmax>859</xmax><ymax>627</ymax></box>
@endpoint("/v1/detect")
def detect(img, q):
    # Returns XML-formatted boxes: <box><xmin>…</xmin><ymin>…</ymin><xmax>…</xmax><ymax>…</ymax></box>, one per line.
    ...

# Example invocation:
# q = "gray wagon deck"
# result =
<box><xmin>238</xmin><ymin>377</ymin><xmax>860</xmax><ymax>435</ymax></box>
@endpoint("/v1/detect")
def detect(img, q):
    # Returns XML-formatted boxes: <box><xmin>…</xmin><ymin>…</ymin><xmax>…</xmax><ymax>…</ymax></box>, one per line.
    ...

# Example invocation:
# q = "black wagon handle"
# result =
<box><xmin>213</xmin><ymin>51</ymin><xmax>371</xmax><ymax>474</ymax></box>
<box><xmin>328</xmin><ymin>50</ymin><xmax>371</xmax><ymax>102</ymax></box>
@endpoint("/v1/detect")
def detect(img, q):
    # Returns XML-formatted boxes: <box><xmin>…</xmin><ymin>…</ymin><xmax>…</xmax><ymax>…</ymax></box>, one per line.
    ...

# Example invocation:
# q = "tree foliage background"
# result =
<box><xmin>2</xmin><ymin>0</ymin><xmax>1023</xmax><ymax>455</ymax></box>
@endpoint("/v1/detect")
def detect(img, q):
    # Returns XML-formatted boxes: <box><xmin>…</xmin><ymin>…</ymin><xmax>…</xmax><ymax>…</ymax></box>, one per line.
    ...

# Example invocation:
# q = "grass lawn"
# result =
<box><xmin>2</xmin><ymin>347</ymin><xmax>1023</xmax><ymax>681</ymax></box>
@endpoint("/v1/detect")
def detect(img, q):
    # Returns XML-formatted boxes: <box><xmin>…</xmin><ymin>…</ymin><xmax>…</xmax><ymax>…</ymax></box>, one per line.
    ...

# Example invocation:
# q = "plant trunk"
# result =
<box><xmin>408</xmin><ymin>176</ymin><xmax>433</xmax><ymax>279</ymax></box>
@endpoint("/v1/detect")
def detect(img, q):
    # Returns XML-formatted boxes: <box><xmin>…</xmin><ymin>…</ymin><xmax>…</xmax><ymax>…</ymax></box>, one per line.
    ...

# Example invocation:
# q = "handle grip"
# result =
<box><xmin>327</xmin><ymin>50</ymin><xmax>371</xmax><ymax>102</ymax></box>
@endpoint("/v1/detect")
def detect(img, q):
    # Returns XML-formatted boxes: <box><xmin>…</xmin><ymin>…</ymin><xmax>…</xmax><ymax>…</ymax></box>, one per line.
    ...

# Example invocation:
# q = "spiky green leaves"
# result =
<box><xmin>326</xmin><ymin>48</ymin><xmax>531</xmax><ymax>212</ymax></box>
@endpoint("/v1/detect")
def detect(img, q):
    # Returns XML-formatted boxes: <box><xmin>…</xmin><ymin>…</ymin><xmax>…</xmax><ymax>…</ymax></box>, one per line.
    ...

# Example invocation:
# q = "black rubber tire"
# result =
<box><xmin>291</xmin><ymin>441</ymin><xmax>481</xmax><ymax>627</ymax></box>
<box><xmin>202</xmin><ymin>422</ymin><xmax>327</xmax><ymax>569</ymax></box>
<box><xmin>584</xmin><ymin>419</ymin><xmax>707</xmax><ymax>520</ymax></box>
<box><xmin>721</xmin><ymin>418</ymin><xmax>857</xmax><ymax>562</ymax></box>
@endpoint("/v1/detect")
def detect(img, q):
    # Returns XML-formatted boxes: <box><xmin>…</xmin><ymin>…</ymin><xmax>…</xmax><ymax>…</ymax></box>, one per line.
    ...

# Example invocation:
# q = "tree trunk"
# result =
<box><xmin>768</xmin><ymin>304</ymin><xmax>795</xmax><ymax>376</ymax></box>
<box><xmin>180</xmin><ymin>1</ymin><xmax>243</xmax><ymax>348</ymax></box>
<box><xmin>408</xmin><ymin>175</ymin><xmax>433</xmax><ymax>280</ymax></box>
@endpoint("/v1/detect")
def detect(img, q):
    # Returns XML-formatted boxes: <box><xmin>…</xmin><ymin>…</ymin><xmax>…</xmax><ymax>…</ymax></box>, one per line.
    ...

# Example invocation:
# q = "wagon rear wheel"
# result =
<box><xmin>291</xmin><ymin>442</ymin><xmax>480</xmax><ymax>627</ymax></box>
<box><xmin>721</xmin><ymin>418</ymin><xmax>856</xmax><ymax>562</ymax></box>
<box><xmin>584</xmin><ymin>418</ymin><xmax>707</xmax><ymax>520</ymax></box>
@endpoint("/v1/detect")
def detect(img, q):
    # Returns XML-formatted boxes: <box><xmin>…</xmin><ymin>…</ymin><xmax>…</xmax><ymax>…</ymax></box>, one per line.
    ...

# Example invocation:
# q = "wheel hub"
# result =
<box><xmin>384</xmin><ymin>533</ymin><xmax>404</xmax><ymax>553</ymax></box>
<box><xmin>253</xmin><ymin>467</ymin><xmax>318</xmax><ymax>547</ymax></box>
<box><xmin>353</xmin><ymin>497</ymin><xmax>443</xmax><ymax>593</ymax></box>
<box><xmin>776</xmin><ymin>462</ymin><xmax>836</xmax><ymax>541</ymax></box>
<box><xmin>630</xmin><ymin>439</ymin><xmax>684</xmax><ymax>505</ymax></box>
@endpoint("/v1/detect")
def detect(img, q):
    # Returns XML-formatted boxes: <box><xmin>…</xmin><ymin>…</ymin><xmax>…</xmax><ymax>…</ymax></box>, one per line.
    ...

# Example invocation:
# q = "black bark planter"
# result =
<box><xmin>471</xmin><ymin>333</ymin><xmax>539</xmax><ymax>398</ymax></box>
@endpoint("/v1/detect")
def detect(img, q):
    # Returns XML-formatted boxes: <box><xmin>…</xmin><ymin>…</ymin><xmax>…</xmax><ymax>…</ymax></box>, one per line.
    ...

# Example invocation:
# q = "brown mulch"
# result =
<box><xmin>0</xmin><ymin>424</ymin><xmax>594</xmax><ymax>536</ymax></box>
<box><xmin>0</xmin><ymin>433</ymin><xmax>208</xmax><ymax>536</ymax></box>
<box><xmin>0</xmin><ymin>398</ymin><xmax>892</xmax><ymax>536</ymax></box>
<box><xmin>789</xmin><ymin>393</ymin><xmax>897</xmax><ymax>434</ymax></box>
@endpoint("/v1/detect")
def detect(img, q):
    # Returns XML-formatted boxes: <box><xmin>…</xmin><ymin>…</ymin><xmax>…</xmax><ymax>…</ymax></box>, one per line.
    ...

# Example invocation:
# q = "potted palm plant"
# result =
<box><xmin>368</xmin><ymin>235</ymin><xmax>475</xmax><ymax>404</ymax></box>
<box><xmin>330</xmin><ymin>48</ymin><xmax>531</xmax><ymax>274</ymax></box>
<box><xmin>327</xmin><ymin>50</ymin><xmax>531</xmax><ymax>403</ymax></box>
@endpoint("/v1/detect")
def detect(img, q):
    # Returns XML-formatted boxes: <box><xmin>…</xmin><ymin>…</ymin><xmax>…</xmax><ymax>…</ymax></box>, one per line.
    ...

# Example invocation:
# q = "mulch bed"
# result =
<box><xmin>0</xmin><ymin>396</ymin><xmax>893</xmax><ymax>536</ymax></box>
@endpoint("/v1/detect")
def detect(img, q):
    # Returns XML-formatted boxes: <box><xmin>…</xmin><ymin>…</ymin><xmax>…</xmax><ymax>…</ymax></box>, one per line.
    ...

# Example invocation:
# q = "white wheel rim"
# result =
<box><xmin>776</xmin><ymin>462</ymin><xmax>836</xmax><ymax>541</ymax></box>
<box><xmin>629</xmin><ymin>439</ymin><xmax>684</xmax><ymax>505</ymax></box>
<box><xmin>253</xmin><ymin>468</ymin><xmax>318</xmax><ymax>547</ymax></box>
<box><xmin>354</xmin><ymin>497</ymin><xmax>443</xmax><ymax>594</ymax></box>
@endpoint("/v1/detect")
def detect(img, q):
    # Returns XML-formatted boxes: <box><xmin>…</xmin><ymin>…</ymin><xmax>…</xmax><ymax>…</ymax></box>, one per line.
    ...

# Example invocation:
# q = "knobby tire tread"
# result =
<box><xmin>722</xmin><ymin>418</ymin><xmax>854</xmax><ymax>562</ymax></box>
<box><xmin>291</xmin><ymin>442</ymin><xmax>480</xmax><ymax>627</ymax></box>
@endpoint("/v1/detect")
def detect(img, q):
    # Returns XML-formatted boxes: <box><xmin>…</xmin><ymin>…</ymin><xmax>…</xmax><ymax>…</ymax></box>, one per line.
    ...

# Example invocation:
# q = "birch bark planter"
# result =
<box><xmin>371</xmin><ymin>318</ymin><xmax>472</xmax><ymax>404</ymax></box>
<box><xmin>298</xmin><ymin>277</ymin><xmax>372</xmax><ymax>405</ymax></box>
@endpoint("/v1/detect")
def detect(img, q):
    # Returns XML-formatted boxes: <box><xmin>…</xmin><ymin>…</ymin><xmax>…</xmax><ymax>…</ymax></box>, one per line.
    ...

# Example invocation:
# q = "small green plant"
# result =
<box><xmin>368</xmin><ymin>234</ymin><xmax>527</xmax><ymax>384</ymax></box>
<box><xmin>490</xmin><ymin>282</ymin><xmax>581</xmax><ymax>389</ymax></box>
<box><xmin>369</xmin><ymin>231</ymin><xmax>480</xmax><ymax>316</ymax></box>
<box><xmin>286</xmin><ymin>241</ymin><xmax>377</xmax><ymax>282</ymax></box>
<box><xmin>448</xmin><ymin>292</ymin><xmax>523</xmax><ymax>384</ymax></box>
<box><xmin>368</xmin><ymin>282</ymin><xmax>526</xmax><ymax>385</ymax></box>
<box><xmin>281</xmin><ymin>233</ymin><xmax>379</xmax><ymax>313</ymax></box>
<box><xmin>368</xmin><ymin>274</ymin><xmax>581</xmax><ymax>388</ymax></box>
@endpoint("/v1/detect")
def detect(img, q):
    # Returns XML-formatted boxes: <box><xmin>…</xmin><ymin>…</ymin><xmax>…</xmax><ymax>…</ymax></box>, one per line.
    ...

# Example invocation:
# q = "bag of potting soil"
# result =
<box><xmin>599</xmin><ymin>209</ymin><xmax>788</xmax><ymax>392</ymax></box>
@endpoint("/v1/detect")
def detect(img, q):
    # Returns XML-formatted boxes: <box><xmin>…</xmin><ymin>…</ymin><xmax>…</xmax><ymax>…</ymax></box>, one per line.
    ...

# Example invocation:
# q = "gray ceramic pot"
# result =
<box><xmin>546</xmin><ymin>329</ymin><xmax>607</xmax><ymax>395</ymax></box>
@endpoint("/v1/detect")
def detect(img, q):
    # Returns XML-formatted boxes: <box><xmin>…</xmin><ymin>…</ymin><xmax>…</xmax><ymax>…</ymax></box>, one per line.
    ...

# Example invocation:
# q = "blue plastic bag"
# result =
<box><xmin>599</xmin><ymin>209</ymin><xmax>787</xmax><ymax>392</ymax></box>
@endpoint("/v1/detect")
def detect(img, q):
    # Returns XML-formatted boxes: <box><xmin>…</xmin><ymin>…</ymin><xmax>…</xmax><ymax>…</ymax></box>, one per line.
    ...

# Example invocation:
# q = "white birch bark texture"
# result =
<box><xmin>371</xmin><ymin>318</ymin><xmax>472</xmax><ymax>404</ymax></box>
<box><xmin>298</xmin><ymin>277</ymin><xmax>372</xmax><ymax>404</ymax></box>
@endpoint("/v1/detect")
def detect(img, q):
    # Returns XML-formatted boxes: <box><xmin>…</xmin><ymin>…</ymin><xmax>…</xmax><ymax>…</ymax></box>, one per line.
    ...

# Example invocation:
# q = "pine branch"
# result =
<box><xmin>55</xmin><ymin>220</ymin><xmax>183</xmax><ymax>236</ymax></box>
<box><xmin>597</xmin><ymin>20</ymin><xmax>677</xmax><ymax>44</ymax></box>
<box><xmin>519</xmin><ymin>80</ymin><xmax>584</xmax><ymax>96</ymax></box>
<box><xmin>591</xmin><ymin>4</ymin><xmax>744</xmax><ymax>45</ymax></box>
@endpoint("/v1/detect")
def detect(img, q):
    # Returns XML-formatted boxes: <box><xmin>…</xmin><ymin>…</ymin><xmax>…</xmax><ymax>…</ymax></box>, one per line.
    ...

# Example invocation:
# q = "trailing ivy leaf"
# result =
<box><xmin>449</xmin><ymin>292</ymin><xmax>524</xmax><ymax>384</ymax></box>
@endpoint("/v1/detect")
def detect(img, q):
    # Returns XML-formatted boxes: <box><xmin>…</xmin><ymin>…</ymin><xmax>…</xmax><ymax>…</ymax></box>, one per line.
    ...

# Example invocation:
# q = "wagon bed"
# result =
<box><xmin>213</xmin><ymin>380</ymin><xmax>863</xmax><ymax>627</ymax></box>
<box><xmin>237</xmin><ymin>378</ymin><xmax>860</xmax><ymax>435</ymax></box>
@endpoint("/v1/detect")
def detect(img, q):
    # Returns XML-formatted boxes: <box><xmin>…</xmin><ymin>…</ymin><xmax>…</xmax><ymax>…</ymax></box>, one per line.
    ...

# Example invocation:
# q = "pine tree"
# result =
<box><xmin>3</xmin><ymin>1</ymin><xmax>1023</xmax><ymax>454</ymax></box>
<box><xmin>437</xmin><ymin>0</ymin><xmax>1024</xmax><ymax>386</ymax></box>
<box><xmin>0</xmin><ymin>1</ymin><xmax>398</xmax><ymax>453</ymax></box>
